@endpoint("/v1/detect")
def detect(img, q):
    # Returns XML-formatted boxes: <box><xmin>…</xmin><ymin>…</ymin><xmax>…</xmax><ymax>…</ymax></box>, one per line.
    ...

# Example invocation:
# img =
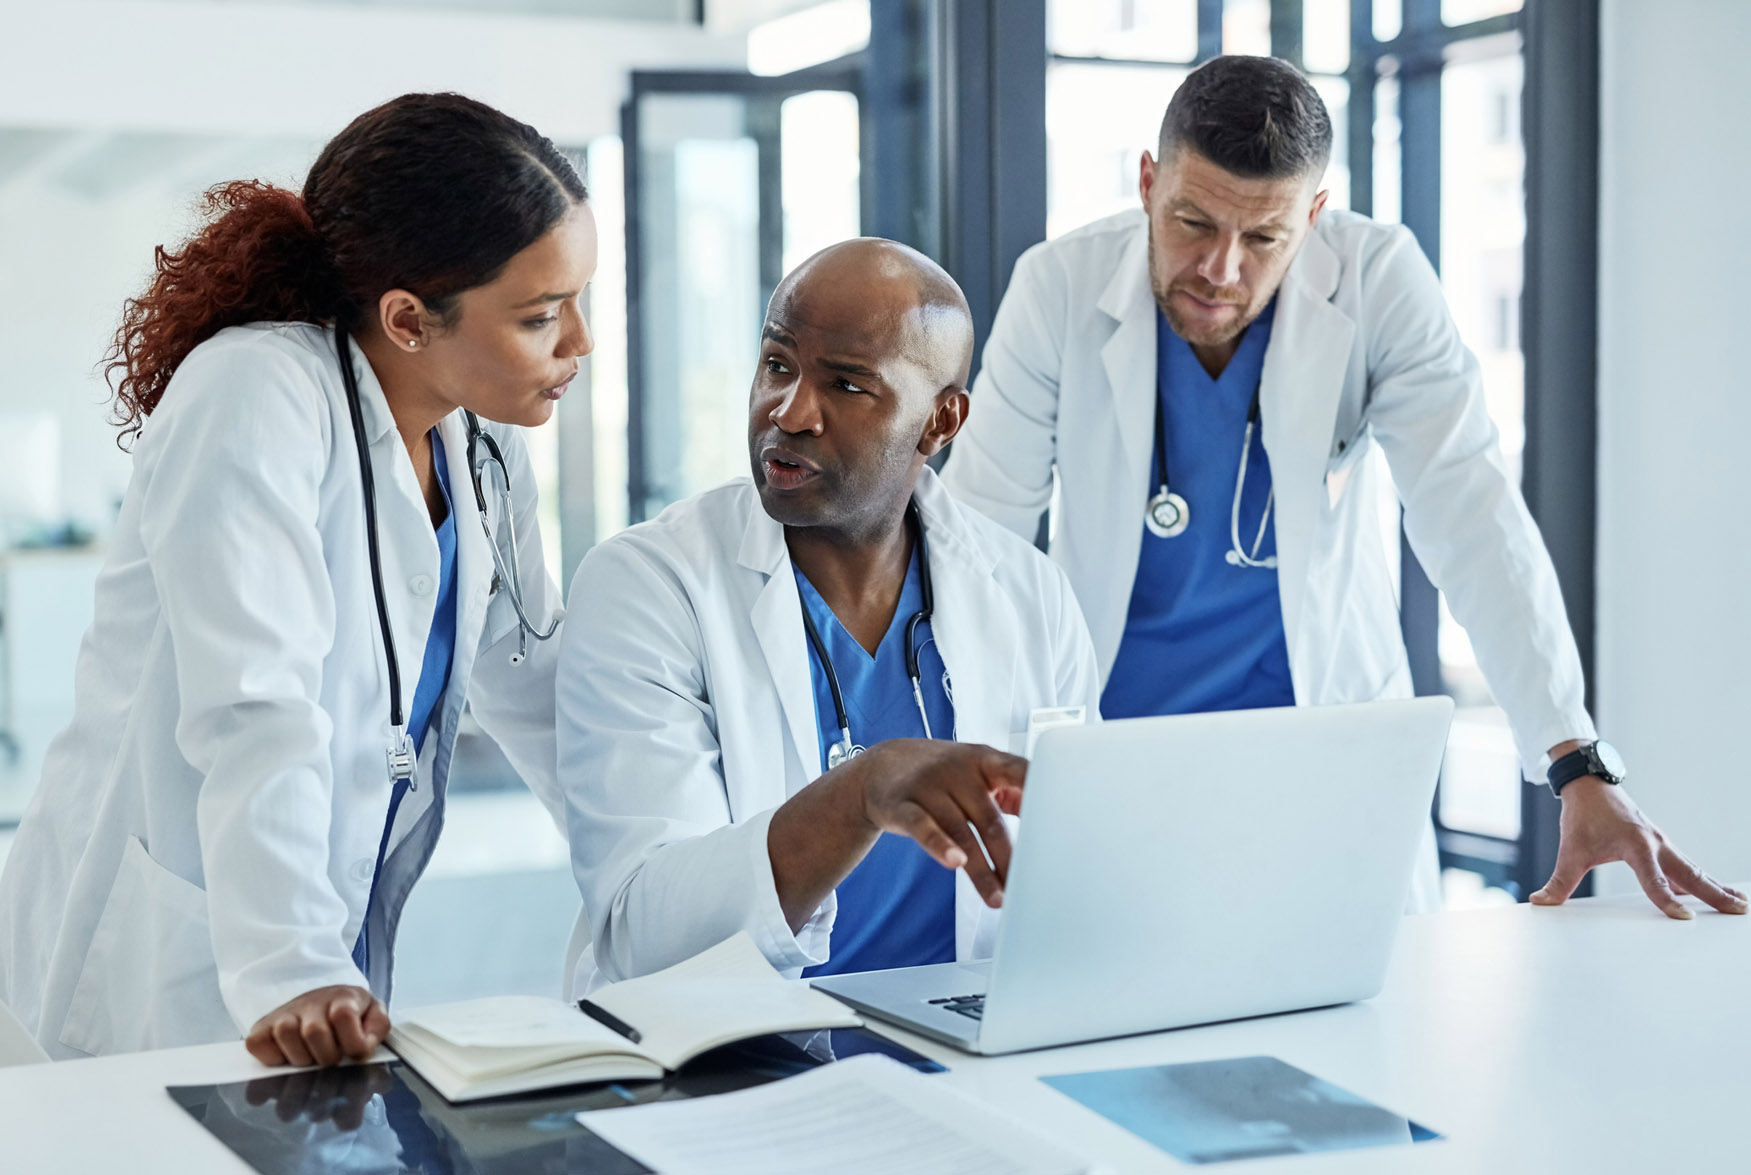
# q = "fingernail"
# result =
<box><xmin>1673</xmin><ymin>906</ymin><xmax>1695</xmax><ymax>920</ymax></box>
<box><xmin>946</xmin><ymin>848</ymin><xmax>966</xmax><ymax>868</ymax></box>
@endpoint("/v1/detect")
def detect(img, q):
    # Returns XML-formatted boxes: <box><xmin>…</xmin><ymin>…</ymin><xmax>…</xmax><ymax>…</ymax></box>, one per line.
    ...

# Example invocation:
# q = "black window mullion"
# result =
<box><xmin>1196</xmin><ymin>0</ymin><xmax>1224</xmax><ymax>62</ymax></box>
<box><xmin>1270</xmin><ymin>0</ymin><xmax>1306</xmax><ymax>68</ymax></box>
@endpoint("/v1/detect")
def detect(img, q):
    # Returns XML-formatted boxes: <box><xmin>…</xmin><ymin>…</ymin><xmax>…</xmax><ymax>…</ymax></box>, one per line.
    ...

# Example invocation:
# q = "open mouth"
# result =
<box><xmin>761</xmin><ymin>447</ymin><xmax>821</xmax><ymax>490</ymax></box>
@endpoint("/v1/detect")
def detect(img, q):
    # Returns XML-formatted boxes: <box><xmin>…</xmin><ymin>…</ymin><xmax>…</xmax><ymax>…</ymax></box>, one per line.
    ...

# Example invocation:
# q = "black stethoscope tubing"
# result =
<box><xmin>1151</xmin><ymin>377</ymin><xmax>1264</xmax><ymax>506</ymax></box>
<box><xmin>798</xmin><ymin>500</ymin><xmax>936</xmax><ymax>767</ymax></box>
<box><xmin>337</xmin><ymin>329</ymin><xmax>408</xmax><ymax>754</ymax></box>
<box><xmin>335</xmin><ymin>327</ymin><xmax>556</xmax><ymax>785</ymax></box>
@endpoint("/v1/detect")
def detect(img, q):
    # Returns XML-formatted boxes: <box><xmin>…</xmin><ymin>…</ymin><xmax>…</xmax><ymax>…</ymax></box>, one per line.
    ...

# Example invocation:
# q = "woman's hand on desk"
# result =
<box><xmin>245</xmin><ymin>985</ymin><xmax>390</xmax><ymax>1067</ymax></box>
<box><xmin>1531</xmin><ymin>780</ymin><xmax>1749</xmax><ymax>919</ymax></box>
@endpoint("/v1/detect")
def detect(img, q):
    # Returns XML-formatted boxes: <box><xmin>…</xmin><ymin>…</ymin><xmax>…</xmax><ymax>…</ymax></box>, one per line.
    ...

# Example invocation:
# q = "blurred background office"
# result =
<box><xmin>0</xmin><ymin>0</ymin><xmax>1742</xmax><ymax>1001</ymax></box>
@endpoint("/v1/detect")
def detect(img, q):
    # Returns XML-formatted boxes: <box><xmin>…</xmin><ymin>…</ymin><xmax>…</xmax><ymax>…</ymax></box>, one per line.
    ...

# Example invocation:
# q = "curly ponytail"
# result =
<box><xmin>104</xmin><ymin>181</ymin><xmax>343</xmax><ymax>444</ymax></box>
<box><xmin>103</xmin><ymin>93</ymin><xmax>587</xmax><ymax>448</ymax></box>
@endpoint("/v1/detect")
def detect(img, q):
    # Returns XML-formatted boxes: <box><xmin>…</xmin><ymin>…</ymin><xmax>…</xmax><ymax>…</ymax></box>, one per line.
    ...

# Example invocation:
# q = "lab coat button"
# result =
<box><xmin>409</xmin><ymin>574</ymin><xmax>435</xmax><ymax>596</ymax></box>
<box><xmin>350</xmin><ymin>857</ymin><xmax>374</xmax><ymax>884</ymax></box>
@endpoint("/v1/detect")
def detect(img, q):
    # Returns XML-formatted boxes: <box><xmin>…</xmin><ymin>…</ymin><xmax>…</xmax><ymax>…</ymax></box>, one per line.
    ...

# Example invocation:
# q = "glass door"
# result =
<box><xmin>623</xmin><ymin>67</ymin><xmax>861</xmax><ymax>524</ymax></box>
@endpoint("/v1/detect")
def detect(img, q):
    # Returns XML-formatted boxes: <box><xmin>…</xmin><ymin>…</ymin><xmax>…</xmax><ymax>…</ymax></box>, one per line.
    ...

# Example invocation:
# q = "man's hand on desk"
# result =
<box><xmin>245</xmin><ymin>985</ymin><xmax>390</xmax><ymax>1067</ymax></box>
<box><xmin>1531</xmin><ymin>778</ymin><xmax>1748</xmax><ymax>919</ymax></box>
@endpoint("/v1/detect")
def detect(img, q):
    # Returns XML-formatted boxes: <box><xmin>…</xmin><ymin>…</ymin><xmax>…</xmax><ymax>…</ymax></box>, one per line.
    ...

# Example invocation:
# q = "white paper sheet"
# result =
<box><xmin>576</xmin><ymin>1054</ymin><xmax>1087</xmax><ymax>1175</ymax></box>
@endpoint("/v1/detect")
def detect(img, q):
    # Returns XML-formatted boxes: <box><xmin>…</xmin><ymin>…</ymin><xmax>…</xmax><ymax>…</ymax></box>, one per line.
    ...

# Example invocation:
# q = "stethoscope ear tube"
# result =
<box><xmin>466</xmin><ymin>412</ymin><xmax>560</xmax><ymax>661</ymax></box>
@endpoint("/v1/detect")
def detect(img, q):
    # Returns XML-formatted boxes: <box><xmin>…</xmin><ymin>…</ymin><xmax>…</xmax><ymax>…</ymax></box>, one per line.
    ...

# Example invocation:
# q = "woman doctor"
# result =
<box><xmin>0</xmin><ymin>93</ymin><xmax>593</xmax><ymax>1065</ymax></box>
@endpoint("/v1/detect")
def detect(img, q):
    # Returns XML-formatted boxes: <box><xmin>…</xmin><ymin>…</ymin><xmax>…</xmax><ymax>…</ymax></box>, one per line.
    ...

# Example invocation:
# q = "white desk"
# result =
<box><xmin>3</xmin><ymin>895</ymin><xmax>1745</xmax><ymax>1173</ymax></box>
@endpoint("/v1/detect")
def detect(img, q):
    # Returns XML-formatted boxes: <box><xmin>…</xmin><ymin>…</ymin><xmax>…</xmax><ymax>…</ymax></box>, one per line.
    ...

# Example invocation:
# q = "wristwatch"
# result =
<box><xmin>1546</xmin><ymin>740</ymin><xmax>1627</xmax><ymax>797</ymax></box>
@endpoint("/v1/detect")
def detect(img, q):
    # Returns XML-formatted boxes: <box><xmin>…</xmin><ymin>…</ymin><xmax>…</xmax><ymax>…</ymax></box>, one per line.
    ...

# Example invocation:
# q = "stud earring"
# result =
<box><xmin>407</xmin><ymin>339</ymin><xmax>418</xmax><ymax>350</ymax></box>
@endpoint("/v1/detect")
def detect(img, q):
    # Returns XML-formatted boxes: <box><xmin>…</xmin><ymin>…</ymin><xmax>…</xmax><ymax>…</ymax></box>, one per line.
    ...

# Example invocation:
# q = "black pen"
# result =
<box><xmin>577</xmin><ymin>999</ymin><xmax>643</xmax><ymax>1044</ymax></box>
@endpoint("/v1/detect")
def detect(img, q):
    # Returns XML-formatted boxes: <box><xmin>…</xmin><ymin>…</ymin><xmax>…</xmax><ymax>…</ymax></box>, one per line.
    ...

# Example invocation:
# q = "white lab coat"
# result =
<box><xmin>942</xmin><ymin>209</ymin><xmax>1597</xmax><ymax>909</ymax></box>
<box><xmin>0</xmin><ymin>323</ymin><xmax>566</xmax><ymax>1059</ymax></box>
<box><xmin>557</xmin><ymin>469</ymin><xmax>1101</xmax><ymax>992</ymax></box>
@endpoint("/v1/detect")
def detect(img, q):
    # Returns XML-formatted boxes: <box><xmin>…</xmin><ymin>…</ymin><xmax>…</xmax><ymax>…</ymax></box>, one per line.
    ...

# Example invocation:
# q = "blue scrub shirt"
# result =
<box><xmin>353</xmin><ymin>430</ymin><xmax>458</xmax><ymax>977</ymax></box>
<box><xmin>796</xmin><ymin>547</ymin><xmax>958</xmax><ymax>977</ymax></box>
<box><xmin>1101</xmin><ymin>301</ymin><xmax>1296</xmax><ymax>720</ymax></box>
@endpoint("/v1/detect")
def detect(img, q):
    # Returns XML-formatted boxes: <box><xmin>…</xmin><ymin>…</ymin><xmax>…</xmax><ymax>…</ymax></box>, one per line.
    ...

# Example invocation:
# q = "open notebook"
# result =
<box><xmin>388</xmin><ymin>933</ymin><xmax>862</xmax><ymax>1102</ymax></box>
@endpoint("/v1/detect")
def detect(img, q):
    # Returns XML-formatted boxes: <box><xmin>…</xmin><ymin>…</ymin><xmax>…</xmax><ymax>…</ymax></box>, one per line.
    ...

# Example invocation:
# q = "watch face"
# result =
<box><xmin>1592</xmin><ymin>740</ymin><xmax>1627</xmax><ymax>781</ymax></box>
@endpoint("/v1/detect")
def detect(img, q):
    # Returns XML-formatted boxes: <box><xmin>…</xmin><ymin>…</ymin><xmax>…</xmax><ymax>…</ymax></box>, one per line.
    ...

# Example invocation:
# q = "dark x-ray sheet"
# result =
<box><xmin>1043</xmin><ymin>1055</ymin><xmax>1442</xmax><ymax>1165</ymax></box>
<box><xmin>169</xmin><ymin>1027</ymin><xmax>943</xmax><ymax>1175</ymax></box>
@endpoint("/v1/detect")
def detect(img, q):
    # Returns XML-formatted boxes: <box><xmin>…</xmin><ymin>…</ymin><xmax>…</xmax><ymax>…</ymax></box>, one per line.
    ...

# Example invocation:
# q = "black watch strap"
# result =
<box><xmin>1547</xmin><ymin>743</ymin><xmax>1621</xmax><ymax>797</ymax></box>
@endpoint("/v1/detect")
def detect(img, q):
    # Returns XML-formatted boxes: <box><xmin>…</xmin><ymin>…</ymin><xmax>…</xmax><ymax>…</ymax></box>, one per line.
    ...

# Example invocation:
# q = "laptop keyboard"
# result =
<box><xmin>928</xmin><ymin>993</ymin><xmax>985</xmax><ymax>1020</ymax></box>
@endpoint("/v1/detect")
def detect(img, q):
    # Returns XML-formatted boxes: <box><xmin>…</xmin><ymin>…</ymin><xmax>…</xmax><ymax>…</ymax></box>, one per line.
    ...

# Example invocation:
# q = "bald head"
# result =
<box><xmin>749</xmin><ymin>237</ymin><xmax>976</xmax><ymax>538</ymax></box>
<box><xmin>772</xmin><ymin>238</ymin><xmax>975</xmax><ymax>394</ymax></box>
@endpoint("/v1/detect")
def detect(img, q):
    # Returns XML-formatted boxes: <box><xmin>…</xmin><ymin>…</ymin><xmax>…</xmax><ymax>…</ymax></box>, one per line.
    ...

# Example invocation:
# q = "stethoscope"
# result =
<box><xmin>1144</xmin><ymin>379</ymin><xmax>1278</xmax><ymax>570</ymax></box>
<box><xmin>799</xmin><ymin>501</ymin><xmax>937</xmax><ymax>771</ymax></box>
<box><xmin>336</xmin><ymin>329</ymin><xmax>559</xmax><ymax>784</ymax></box>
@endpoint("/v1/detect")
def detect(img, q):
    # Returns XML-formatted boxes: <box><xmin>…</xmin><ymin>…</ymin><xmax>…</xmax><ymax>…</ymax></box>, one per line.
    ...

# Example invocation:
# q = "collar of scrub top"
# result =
<box><xmin>798</xmin><ymin>499</ymin><xmax>937</xmax><ymax>770</ymax></box>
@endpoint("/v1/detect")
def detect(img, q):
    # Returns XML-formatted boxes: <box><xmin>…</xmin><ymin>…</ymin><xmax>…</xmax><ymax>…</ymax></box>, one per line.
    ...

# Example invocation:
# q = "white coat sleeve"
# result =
<box><xmin>940</xmin><ymin>242</ymin><xmax>1069</xmax><ymax>541</ymax></box>
<box><xmin>136</xmin><ymin>344</ymin><xmax>365</xmax><ymax>1031</ymax></box>
<box><xmin>463</xmin><ymin>426</ymin><xmax>566</xmax><ymax>831</ymax></box>
<box><xmin>1362</xmin><ymin>227</ymin><xmax>1596</xmax><ymax>770</ymax></box>
<box><xmin>557</xmin><ymin>538</ymin><xmax>828</xmax><ymax>983</ymax></box>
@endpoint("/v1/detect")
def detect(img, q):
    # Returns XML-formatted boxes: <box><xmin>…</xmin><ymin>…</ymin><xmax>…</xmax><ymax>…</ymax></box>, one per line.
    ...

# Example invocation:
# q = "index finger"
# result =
<box><xmin>949</xmin><ymin>780</ymin><xmax>1014</xmax><ymax>885</ymax></box>
<box><xmin>1627</xmin><ymin>840</ymin><xmax>1692</xmax><ymax>920</ymax></box>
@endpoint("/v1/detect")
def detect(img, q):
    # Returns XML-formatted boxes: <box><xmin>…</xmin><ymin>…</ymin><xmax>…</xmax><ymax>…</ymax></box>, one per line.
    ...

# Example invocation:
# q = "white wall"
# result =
<box><xmin>1596</xmin><ymin>0</ymin><xmax>1751</xmax><ymax>890</ymax></box>
<box><xmin>0</xmin><ymin>0</ymin><xmax>742</xmax><ymax>533</ymax></box>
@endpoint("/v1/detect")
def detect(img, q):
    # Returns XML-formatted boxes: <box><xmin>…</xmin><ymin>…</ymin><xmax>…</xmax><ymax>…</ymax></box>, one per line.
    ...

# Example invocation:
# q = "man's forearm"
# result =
<box><xmin>766</xmin><ymin>760</ymin><xmax>881</xmax><ymax>934</ymax></box>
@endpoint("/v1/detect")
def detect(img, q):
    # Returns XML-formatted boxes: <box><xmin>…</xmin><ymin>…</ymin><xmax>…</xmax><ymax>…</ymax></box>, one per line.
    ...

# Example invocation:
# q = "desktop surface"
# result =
<box><xmin>2</xmin><ymin>894</ymin><xmax>1745</xmax><ymax>1174</ymax></box>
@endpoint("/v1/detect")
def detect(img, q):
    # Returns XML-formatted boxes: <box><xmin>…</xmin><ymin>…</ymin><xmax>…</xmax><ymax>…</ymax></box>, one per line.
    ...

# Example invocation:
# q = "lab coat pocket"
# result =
<box><xmin>58</xmin><ymin>836</ymin><xmax>233</xmax><ymax>1056</ymax></box>
<box><xmin>1323</xmin><ymin>426</ymin><xmax>1371</xmax><ymax>510</ymax></box>
<box><xmin>482</xmin><ymin>583</ymin><xmax>522</xmax><ymax>648</ymax></box>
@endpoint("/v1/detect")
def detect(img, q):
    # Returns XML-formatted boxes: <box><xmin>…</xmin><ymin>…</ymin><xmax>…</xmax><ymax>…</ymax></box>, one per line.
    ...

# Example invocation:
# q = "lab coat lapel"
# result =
<box><xmin>911</xmin><ymin>472</ymin><xmax>1015</xmax><ymax>961</ymax></box>
<box><xmin>1097</xmin><ymin>225</ymin><xmax>1160</xmax><ymax>503</ymax></box>
<box><xmin>1260</xmin><ymin>229</ymin><xmax>1355</xmax><ymax>677</ymax></box>
<box><xmin>739</xmin><ymin>504</ymin><xmax>826</xmax><ymax>783</ymax></box>
<box><xmin>912</xmin><ymin>473</ymin><xmax>1016</xmax><ymax>755</ymax></box>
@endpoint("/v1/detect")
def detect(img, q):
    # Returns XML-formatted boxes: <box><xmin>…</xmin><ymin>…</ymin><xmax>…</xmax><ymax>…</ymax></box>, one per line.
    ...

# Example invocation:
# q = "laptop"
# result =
<box><xmin>811</xmin><ymin>697</ymin><xmax>1454</xmax><ymax>1055</ymax></box>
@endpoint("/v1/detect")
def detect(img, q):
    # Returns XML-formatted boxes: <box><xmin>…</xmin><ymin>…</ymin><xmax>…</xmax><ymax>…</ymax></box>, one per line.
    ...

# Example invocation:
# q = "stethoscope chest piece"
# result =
<box><xmin>1145</xmin><ymin>488</ymin><xmax>1191</xmax><ymax>539</ymax></box>
<box><xmin>826</xmin><ymin>739</ymin><xmax>867</xmax><ymax>771</ymax></box>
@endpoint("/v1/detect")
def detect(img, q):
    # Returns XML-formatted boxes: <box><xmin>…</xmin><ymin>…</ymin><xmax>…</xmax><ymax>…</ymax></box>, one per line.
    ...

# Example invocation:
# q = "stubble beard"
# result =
<box><xmin>1146</xmin><ymin>218</ymin><xmax>1266</xmax><ymax>350</ymax></box>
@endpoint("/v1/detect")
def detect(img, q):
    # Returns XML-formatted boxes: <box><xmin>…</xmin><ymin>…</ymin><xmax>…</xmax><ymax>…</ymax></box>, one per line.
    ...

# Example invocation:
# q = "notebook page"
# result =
<box><xmin>399</xmin><ymin>996</ymin><xmax>622</xmax><ymax>1049</ymax></box>
<box><xmin>576</xmin><ymin>1054</ymin><xmax>1088</xmax><ymax>1175</ymax></box>
<box><xmin>589</xmin><ymin>933</ymin><xmax>857</xmax><ymax>1069</ymax></box>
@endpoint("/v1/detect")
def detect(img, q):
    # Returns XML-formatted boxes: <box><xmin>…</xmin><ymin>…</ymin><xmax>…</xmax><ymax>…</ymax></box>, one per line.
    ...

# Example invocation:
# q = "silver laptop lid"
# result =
<box><xmin>976</xmin><ymin>698</ymin><xmax>1454</xmax><ymax>1054</ymax></box>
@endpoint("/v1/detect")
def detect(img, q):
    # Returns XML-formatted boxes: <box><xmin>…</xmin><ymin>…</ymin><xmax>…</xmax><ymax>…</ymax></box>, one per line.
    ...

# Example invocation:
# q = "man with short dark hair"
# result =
<box><xmin>559</xmin><ymin>239</ymin><xmax>1100</xmax><ymax>988</ymax></box>
<box><xmin>944</xmin><ymin>55</ymin><xmax>1742</xmax><ymax>919</ymax></box>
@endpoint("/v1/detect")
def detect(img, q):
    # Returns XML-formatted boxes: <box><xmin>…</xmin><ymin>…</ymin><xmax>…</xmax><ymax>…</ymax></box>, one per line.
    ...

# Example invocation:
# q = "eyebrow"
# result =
<box><xmin>763</xmin><ymin>322</ymin><xmax>882</xmax><ymax>379</ymax></box>
<box><xmin>1169</xmin><ymin>198</ymin><xmax>1292</xmax><ymax>235</ymax></box>
<box><xmin>821</xmin><ymin>358</ymin><xmax>880</xmax><ymax>379</ymax></box>
<box><xmin>511</xmin><ymin>291</ymin><xmax>577</xmax><ymax>309</ymax></box>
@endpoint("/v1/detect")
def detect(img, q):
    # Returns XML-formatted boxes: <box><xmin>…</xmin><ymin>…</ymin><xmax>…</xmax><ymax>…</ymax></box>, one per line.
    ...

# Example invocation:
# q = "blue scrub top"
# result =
<box><xmin>1101</xmin><ymin>301</ymin><xmax>1296</xmax><ymax>720</ymax></box>
<box><xmin>796</xmin><ymin>546</ymin><xmax>958</xmax><ymax>978</ymax></box>
<box><xmin>353</xmin><ymin>430</ymin><xmax>458</xmax><ymax>977</ymax></box>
